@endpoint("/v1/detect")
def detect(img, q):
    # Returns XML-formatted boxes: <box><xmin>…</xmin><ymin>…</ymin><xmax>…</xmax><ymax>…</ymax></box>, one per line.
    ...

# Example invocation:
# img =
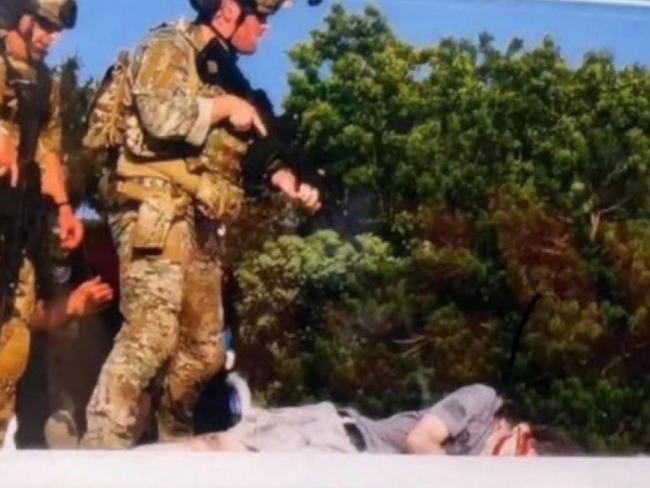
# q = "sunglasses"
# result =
<box><xmin>241</xmin><ymin>6</ymin><xmax>269</xmax><ymax>22</ymax></box>
<box><xmin>34</xmin><ymin>15</ymin><xmax>62</xmax><ymax>35</ymax></box>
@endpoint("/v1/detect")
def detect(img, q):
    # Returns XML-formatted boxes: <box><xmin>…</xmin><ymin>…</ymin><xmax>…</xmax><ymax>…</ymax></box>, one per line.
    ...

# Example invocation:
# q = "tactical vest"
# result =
<box><xmin>82</xmin><ymin>50</ymin><xmax>132</xmax><ymax>151</ymax></box>
<box><xmin>85</xmin><ymin>22</ymin><xmax>249</xmax><ymax>222</ymax></box>
<box><xmin>0</xmin><ymin>49</ymin><xmax>22</xmax><ymax>139</ymax></box>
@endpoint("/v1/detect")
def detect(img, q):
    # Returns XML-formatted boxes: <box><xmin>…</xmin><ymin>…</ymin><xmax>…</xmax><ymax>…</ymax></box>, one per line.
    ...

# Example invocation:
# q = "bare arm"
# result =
<box><xmin>30</xmin><ymin>277</ymin><xmax>114</xmax><ymax>332</ymax></box>
<box><xmin>270</xmin><ymin>168</ymin><xmax>322</xmax><ymax>212</ymax></box>
<box><xmin>0</xmin><ymin>127</ymin><xmax>19</xmax><ymax>186</ymax></box>
<box><xmin>36</xmin><ymin>80</ymin><xmax>84</xmax><ymax>250</ymax></box>
<box><xmin>0</xmin><ymin>60</ymin><xmax>19</xmax><ymax>184</ymax></box>
<box><xmin>405</xmin><ymin>414</ymin><xmax>450</xmax><ymax>455</ymax></box>
<box><xmin>39</xmin><ymin>151</ymin><xmax>84</xmax><ymax>250</ymax></box>
<box><xmin>407</xmin><ymin>384</ymin><xmax>502</xmax><ymax>455</ymax></box>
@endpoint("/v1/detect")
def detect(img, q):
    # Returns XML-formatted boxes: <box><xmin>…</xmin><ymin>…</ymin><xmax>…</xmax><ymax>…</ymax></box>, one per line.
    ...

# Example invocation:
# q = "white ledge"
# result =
<box><xmin>1</xmin><ymin>451</ymin><xmax>649</xmax><ymax>488</ymax></box>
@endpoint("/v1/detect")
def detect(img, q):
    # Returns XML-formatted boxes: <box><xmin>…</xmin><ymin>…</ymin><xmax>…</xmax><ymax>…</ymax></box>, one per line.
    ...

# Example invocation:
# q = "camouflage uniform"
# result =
<box><xmin>0</xmin><ymin>39</ymin><xmax>65</xmax><ymax>446</ymax></box>
<box><xmin>82</xmin><ymin>20</ymin><xmax>250</xmax><ymax>448</ymax></box>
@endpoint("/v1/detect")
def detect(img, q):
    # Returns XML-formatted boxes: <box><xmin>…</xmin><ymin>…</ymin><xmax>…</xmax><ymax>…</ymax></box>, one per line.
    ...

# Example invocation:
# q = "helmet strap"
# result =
<box><xmin>227</xmin><ymin>2</ymin><xmax>250</xmax><ymax>43</ymax></box>
<box><xmin>205</xmin><ymin>0</ymin><xmax>248</xmax><ymax>48</ymax></box>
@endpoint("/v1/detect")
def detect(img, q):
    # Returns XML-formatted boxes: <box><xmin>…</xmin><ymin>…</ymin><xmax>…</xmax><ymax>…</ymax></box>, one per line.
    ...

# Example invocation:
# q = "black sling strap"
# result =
<box><xmin>0</xmin><ymin>43</ymin><xmax>53</xmax><ymax>321</ymax></box>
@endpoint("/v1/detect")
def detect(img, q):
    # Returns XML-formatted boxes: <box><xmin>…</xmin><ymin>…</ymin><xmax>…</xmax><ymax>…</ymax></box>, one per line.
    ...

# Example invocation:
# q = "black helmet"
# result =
<box><xmin>190</xmin><ymin>0</ymin><xmax>323</xmax><ymax>19</ymax></box>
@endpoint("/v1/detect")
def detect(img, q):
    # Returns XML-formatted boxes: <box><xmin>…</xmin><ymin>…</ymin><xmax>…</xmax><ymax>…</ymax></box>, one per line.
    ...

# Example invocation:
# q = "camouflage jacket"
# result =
<box><xmin>0</xmin><ymin>37</ymin><xmax>63</xmax><ymax>171</ymax></box>
<box><xmin>125</xmin><ymin>20</ymin><xmax>249</xmax><ymax>186</ymax></box>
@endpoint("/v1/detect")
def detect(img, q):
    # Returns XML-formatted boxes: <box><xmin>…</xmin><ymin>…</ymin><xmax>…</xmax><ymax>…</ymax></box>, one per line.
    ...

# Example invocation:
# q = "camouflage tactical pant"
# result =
<box><xmin>82</xmin><ymin>188</ymin><xmax>225</xmax><ymax>449</ymax></box>
<box><xmin>0</xmin><ymin>258</ymin><xmax>37</xmax><ymax>447</ymax></box>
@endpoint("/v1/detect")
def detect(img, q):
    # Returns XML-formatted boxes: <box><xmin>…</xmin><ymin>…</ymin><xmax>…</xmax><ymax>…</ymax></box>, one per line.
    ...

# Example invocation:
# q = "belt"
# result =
<box><xmin>338</xmin><ymin>411</ymin><xmax>367</xmax><ymax>452</ymax></box>
<box><xmin>115</xmin><ymin>177</ymin><xmax>190</xmax><ymax>215</ymax></box>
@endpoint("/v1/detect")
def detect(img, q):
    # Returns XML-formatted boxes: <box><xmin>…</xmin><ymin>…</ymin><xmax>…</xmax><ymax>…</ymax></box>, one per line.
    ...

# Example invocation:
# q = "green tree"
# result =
<box><xmin>50</xmin><ymin>7</ymin><xmax>650</xmax><ymax>453</ymax></box>
<box><xmin>233</xmin><ymin>5</ymin><xmax>650</xmax><ymax>453</ymax></box>
<box><xmin>56</xmin><ymin>56</ymin><xmax>101</xmax><ymax>205</ymax></box>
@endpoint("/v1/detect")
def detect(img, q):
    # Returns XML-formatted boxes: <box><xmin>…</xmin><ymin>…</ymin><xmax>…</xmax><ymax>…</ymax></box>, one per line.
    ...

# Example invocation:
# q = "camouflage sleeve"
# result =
<box><xmin>130</xmin><ymin>33</ymin><xmax>213</xmax><ymax>146</ymax></box>
<box><xmin>35</xmin><ymin>77</ymin><xmax>63</xmax><ymax>162</ymax></box>
<box><xmin>34</xmin><ymin>78</ymin><xmax>69</xmax><ymax>204</ymax></box>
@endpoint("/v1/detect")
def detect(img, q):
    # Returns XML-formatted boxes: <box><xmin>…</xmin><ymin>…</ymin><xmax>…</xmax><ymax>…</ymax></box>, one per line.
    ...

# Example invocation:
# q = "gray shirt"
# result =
<box><xmin>144</xmin><ymin>384</ymin><xmax>503</xmax><ymax>454</ymax></box>
<box><xmin>345</xmin><ymin>384</ymin><xmax>502</xmax><ymax>455</ymax></box>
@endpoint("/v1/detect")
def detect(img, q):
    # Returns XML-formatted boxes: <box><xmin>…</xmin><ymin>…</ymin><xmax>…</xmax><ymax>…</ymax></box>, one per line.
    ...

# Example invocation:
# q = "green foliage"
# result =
<box><xmin>599</xmin><ymin>220</ymin><xmax>650</xmax><ymax>374</ymax></box>
<box><xmin>234</xmin><ymin>5</ymin><xmax>650</xmax><ymax>453</ymax></box>
<box><xmin>516</xmin><ymin>377</ymin><xmax>650</xmax><ymax>453</ymax></box>
<box><xmin>56</xmin><ymin>56</ymin><xmax>103</xmax><ymax>205</ymax></box>
<box><xmin>236</xmin><ymin>230</ymin><xmax>503</xmax><ymax>416</ymax></box>
<box><xmin>287</xmin><ymin>7</ymin><xmax>650</xmax><ymax>223</ymax></box>
<box><xmin>55</xmin><ymin>6</ymin><xmax>650</xmax><ymax>454</ymax></box>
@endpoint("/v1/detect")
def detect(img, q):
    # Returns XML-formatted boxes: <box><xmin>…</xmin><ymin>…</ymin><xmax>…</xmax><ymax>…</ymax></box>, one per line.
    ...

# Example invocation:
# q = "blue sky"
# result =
<box><xmin>50</xmin><ymin>0</ymin><xmax>650</xmax><ymax>107</ymax></box>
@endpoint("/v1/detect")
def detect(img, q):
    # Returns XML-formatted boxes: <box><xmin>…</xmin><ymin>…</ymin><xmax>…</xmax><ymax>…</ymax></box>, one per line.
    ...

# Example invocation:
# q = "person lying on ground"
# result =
<box><xmin>140</xmin><ymin>383</ymin><xmax>578</xmax><ymax>456</ymax></box>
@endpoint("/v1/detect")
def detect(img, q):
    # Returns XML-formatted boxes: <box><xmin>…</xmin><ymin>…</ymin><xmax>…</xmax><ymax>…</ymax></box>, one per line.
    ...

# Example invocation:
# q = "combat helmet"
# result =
<box><xmin>0</xmin><ymin>0</ymin><xmax>77</xmax><ymax>31</ymax></box>
<box><xmin>190</xmin><ymin>0</ymin><xmax>323</xmax><ymax>18</ymax></box>
<box><xmin>28</xmin><ymin>0</ymin><xmax>78</xmax><ymax>30</ymax></box>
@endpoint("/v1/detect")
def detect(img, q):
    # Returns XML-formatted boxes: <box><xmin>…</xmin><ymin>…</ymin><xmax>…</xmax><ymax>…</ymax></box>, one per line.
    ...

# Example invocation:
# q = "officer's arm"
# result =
<box><xmin>131</xmin><ymin>37</ymin><xmax>214</xmax><ymax>146</ymax></box>
<box><xmin>0</xmin><ymin>126</ymin><xmax>18</xmax><ymax>184</ymax></box>
<box><xmin>406</xmin><ymin>384</ymin><xmax>501</xmax><ymax>455</ymax></box>
<box><xmin>0</xmin><ymin>57</ymin><xmax>20</xmax><ymax>185</ymax></box>
<box><xmin>36</xmin><ymin>79</ymin><xmax>68</xmax><ymax>205</ymax></box>
<box><xmin>35</xmin><ymin>79</ymin><xmax>84</xmax><ymax>249</ymax></box>
<box><xmin>210</xmin><ymin>94</ymin><xmax>266</xmax><ymax>136</ymax></box>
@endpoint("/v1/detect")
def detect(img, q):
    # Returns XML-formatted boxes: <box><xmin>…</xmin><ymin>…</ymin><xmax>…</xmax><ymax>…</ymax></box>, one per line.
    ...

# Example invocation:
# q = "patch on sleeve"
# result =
<box><xmin>441</xmin><ymin>399</ymin><xmax>467</xmax><ymax>423</ymax></box>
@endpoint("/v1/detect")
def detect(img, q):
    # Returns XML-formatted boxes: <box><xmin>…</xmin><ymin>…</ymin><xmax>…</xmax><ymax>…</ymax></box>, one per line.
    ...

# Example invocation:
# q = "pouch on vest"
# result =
<box><xmin>131</xmin><ymin>195</ymin><xmax>175</xmax><ymax>251</ymax></box>
<box><xmin>83</xmin><ymin>51</ymin><xmax>133</xmax><ymax>150</ymax></box>
<box><xmin>196</xmin><ymin>173</ymin><xmax>244</xmax><ymax>222</ymax></box>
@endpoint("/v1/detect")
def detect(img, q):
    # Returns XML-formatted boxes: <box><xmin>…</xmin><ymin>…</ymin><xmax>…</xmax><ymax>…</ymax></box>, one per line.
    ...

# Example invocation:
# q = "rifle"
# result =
<box><xmin>196</xmin><ymin>39</ymin><xmax>323</xmax><ymax>197</ymax></box>
<box><xmin>0</xmin><ymin>55</ymin><xmax>53</xmax><ymax>321</ymax></box>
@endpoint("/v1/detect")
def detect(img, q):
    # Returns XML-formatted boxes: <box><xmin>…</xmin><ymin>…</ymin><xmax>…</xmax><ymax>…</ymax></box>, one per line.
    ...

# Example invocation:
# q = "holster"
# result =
<box><xmin>116</xmin><ymin>153</ymin><xmax>244</xmax><ymax>224</ymax></box>
<box><xmin>131</xmin><ymin>193</ymin><xmax>176</xmax><ymax>251</ymax></box>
